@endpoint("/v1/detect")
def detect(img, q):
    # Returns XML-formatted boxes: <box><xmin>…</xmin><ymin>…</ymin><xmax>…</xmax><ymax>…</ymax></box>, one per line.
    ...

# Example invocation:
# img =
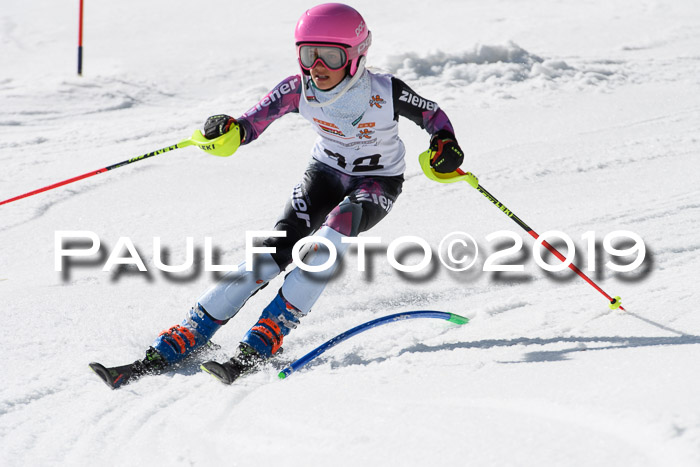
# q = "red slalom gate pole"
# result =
<box><xmin>78</xmin><ymin>0</ymin><xmax>84</xmax><ymax>75</ymax></box>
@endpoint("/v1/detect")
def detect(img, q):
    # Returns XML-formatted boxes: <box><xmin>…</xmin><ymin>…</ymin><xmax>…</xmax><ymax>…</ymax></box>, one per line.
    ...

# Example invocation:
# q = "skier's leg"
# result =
<box><xmin>242</xmin><ymin>173</ymin><xmax>404</xmax><ymax>359</ymax></box>
<box><xmin>239</xmin><ymin>203</ymin><xmax>358</xmax><ymax>359</ymax></box>
<box><xmin>257</xmin><ymin>160</ymin><xmax>346</xmax><ymax>269</ymax></box>
<box><xmin>151</xmin><ymin>161</ymin><xmax>345</xmax><ymax>366</ymax></box>
<box><xmin>197</xmin><ymin>253</ymin><xmax>281</xmax><ymax>321</ymax></box>
<box><xmin>279</xmin><ymin>197</ymin><xmax>362</xmax><ymax>314</ymax></box>
<box><xmin>149</xmin><ymin>252</ymin><xmax>281</xmax><ymax>365</ymax></box>
<box><xmin>282</xmin><ymin>174</ymin><xmax>404</xmax><ymax>313</ymax></box>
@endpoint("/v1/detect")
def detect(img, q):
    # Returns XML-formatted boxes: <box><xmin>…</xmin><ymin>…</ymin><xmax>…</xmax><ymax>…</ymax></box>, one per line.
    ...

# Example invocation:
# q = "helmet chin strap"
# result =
<box><xmin>301</xmin><ymin>56</ymin><xmax>367</xmax><ymax>108</ymax></box>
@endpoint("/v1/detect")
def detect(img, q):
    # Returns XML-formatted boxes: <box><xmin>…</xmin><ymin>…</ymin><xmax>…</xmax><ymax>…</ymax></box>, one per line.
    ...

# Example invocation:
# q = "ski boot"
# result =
<box><xmin>89</xmin><ymin>304</ymin><xmax>224</xmax><ymax>389</ymax></box>
<box><xmin>150</xmin><ymin>304</ymin><xmax>224</xmax><ymax>364</ymax></box>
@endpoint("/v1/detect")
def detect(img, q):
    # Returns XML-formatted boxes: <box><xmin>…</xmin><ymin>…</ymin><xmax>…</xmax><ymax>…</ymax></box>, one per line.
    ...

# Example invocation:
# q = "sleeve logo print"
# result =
<box><xmin>399</xmin><ymin>90</ymin><xmax>437</xmax><ymax>111</ymax></box>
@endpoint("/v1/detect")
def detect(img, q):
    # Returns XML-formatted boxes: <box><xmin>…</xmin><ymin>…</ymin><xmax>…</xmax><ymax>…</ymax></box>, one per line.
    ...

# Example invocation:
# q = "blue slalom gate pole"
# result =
<box><xmin>278</xmin><ymin>310</ymin><xmax>469</xmax><ymax>379</ymax></box>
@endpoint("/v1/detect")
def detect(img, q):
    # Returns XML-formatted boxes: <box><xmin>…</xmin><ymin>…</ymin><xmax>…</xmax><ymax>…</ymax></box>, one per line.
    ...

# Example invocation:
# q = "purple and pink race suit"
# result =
<box><xmin>236</xmin><ymin>71</ymin><xmax>456</xmax><ymax>177</ymax></box>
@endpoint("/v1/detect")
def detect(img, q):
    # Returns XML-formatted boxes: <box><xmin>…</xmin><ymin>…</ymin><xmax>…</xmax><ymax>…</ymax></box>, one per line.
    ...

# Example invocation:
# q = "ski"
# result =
<box><xmin>89</xmin><ymin>342</ymin><xmax>219</xmax><ymax>389</ymax></box>
<box><xmin>88</xmin><ymin>361</ymin><xmax>148</xmax><ymax>389</ymax></box>
<box><xmin>200</xmin><ymin>343</ymin><xmax>269</xmax><ymax>385</ymax></box>
<box><xmin>89</xmin><ymin>347</ymin><xmax>166</xmax><ymax>389</ymax></box>
<box><xmin>199</xmin><ymin>361</ymin><xmax>248</xmax><ymax>385</ymax></box>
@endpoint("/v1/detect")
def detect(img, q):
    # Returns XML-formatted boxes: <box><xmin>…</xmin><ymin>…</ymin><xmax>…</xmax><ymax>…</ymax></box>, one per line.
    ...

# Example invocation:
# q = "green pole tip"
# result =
<box><xmin>278</xmin><ymin>372</ymin><xmax>287</xmax><ymax>380</ymax></box>
<box><xmin>448</xmin><ymin>313</ymin><xmax>470</xmax><ymax>325</ymax></box>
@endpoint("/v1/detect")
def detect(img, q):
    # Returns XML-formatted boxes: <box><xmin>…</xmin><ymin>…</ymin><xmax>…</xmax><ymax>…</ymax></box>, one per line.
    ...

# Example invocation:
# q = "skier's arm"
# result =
<box><xmin>236</xmin><ymin>75</ymin><xmax>303</xmax><ymax>145</ymax></box>
<box><xmin>391</xmin><ymin>77</ymin><xmax>464</xmax><ymax>173</ymax></box>
<box><xmin>391</xmin><ymin>77</ymin><xmax>455</xmax><ymax>137</ymax></box>
<box><xmin>202</xmin><ymin>75</ymin><xmax>303</xmax><ymax>145</ymax></box>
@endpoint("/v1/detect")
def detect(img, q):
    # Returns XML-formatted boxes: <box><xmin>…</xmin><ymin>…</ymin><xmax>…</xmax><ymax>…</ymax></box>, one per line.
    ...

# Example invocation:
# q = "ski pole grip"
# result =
<box><xmin>182</xmin><ymin>128</ymin><xmax>241</xmax><ymax>157</ymax></box>
<box><xmin>418</xmin><ymin>150</ymin><xmax>478</xmax><ymax>188</ymax></box>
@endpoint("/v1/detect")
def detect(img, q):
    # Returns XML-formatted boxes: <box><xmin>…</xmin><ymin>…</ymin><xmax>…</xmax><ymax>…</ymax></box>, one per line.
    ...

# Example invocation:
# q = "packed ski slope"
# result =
<box><xmin>2</xmin><ymin>0</ymin><xmax>700</xmax><ymax>465</ymax></box>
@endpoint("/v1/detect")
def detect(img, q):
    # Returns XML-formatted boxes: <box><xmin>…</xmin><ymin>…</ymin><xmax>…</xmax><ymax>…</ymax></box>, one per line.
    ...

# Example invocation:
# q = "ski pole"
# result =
<box><xmin>418</xmin><ymin>150</ymin><xmax>624</xmax><ymax>311</ymax></box>
<box><xmin>0</xmin><ymin>127</ymin><xmax>241</xmax><ymax>207</ymax></box>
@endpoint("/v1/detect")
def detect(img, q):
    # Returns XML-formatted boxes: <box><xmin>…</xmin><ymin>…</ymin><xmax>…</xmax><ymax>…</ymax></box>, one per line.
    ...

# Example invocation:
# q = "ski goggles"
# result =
<box><xmin>297</xmin><ymin>44</ymin><xmax>349</xmax><ymax>71</ymax></box>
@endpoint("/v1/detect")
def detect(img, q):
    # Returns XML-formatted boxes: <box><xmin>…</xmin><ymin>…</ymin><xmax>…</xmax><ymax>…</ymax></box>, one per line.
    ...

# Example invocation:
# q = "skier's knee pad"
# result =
<box><xmin>323</xmin><ymin>196</ymin><xmax>363</xmax><ymax>237</ymax></box>
<box><xmin>197</xmin><ymin>252</ymin><xmax>280</xmax><ymax>321</ymax></box>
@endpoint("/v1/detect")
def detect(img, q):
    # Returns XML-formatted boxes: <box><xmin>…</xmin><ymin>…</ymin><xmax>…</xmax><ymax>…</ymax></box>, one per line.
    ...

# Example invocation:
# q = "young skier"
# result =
<box><xmin>90</xmin><ymin>2</ymin><xmax>464</xmax><ymax>387</ymax></box>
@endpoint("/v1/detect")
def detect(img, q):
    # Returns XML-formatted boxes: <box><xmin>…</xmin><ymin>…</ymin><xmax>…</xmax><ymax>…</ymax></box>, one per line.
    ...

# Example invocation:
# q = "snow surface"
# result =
<box><xmin>2</xmin><ymin>0</ymin><xmax>700</xmax><ymax>465</ymax></box>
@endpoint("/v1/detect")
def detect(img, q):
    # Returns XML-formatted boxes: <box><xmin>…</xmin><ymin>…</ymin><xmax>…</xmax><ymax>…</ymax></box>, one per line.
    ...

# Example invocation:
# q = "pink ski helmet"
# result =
<box><xmin>294</xmin><ymin>3</ymin><xmax>372</xmax><ymax>77</ymax></box>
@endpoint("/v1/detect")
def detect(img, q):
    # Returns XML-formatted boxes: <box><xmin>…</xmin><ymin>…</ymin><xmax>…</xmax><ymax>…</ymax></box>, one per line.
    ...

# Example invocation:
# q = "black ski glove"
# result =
<box><xmin>204</xmin><ymin>114</ymin><xmax>238</xmax><ymax>140</ymax></box>
<box><xmin>429</xmin><ymin>133</ymin><xmax>464</xmax><ymax>173</ymax></box>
